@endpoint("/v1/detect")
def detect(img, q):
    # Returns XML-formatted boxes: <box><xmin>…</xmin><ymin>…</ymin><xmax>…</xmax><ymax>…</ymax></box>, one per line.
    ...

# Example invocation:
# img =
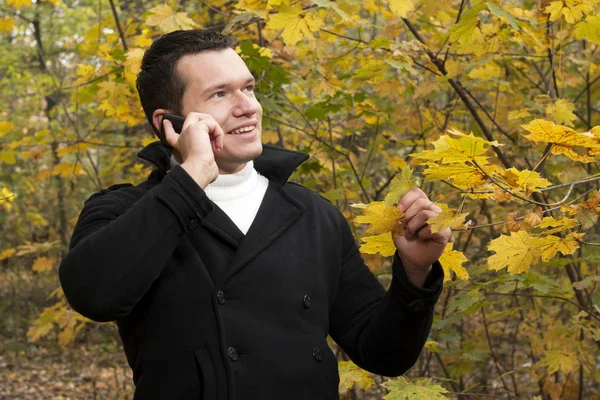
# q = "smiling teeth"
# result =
<box><xmin>229</xmin><ymin>125</ymin><xmax>255</xmax><ymax>134</ymax></box>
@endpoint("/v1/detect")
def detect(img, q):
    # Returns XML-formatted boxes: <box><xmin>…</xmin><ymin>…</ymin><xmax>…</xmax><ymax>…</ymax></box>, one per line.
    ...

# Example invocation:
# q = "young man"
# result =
<box><xmin>59</xmin><ymin>30</ymin><xmax>449</xmax><ymax>399</ymax></box>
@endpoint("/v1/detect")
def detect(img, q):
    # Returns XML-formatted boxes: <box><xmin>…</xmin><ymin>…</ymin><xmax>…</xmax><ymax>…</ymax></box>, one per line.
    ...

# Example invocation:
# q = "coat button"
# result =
<box><xmin>312</xmin><ymin>347</ymin><xmax>324</xmax><ymax>362</ymax></box>
<box><xmin>216</xmin><ymin>291</ymin><xmax>225</xmax><ymax>305</ymax></box>
<box><xmin>187</xmin><ymin>218</ymin><xmax>199</xmax><ymax>231</ymax></box>
<box><xmin>302</xmin><ymin>294</ymin><xmax>312</xmax><ymax>309</ymax></box>
<box><xmin>412</xmin><ymin>301</ymin><xmax>426</xmax><ymax>312</ymax></box>
<box><xmin>227</xmin><ymin>346</ymin><xmax>238</xmax><ymax>361</ymax></box>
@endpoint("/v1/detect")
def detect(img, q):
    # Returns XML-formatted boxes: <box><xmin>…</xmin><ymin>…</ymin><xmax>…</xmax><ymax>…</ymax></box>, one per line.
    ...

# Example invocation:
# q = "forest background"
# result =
<box><xmin>1</xmin><ymin>0</ymin><xmax>600</xmax><ymax>398</ymax></box>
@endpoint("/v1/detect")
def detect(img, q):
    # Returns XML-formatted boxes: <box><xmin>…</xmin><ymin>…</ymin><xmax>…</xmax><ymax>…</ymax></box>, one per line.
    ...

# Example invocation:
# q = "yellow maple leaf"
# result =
<box><xmin>265</xmin><ymin>5</ymin><xmax>323</xmax><ymax>45</ymax></box>
<box><xmin>56</xmin><ymin>143</ymin><xmax>89</xmax><ymax>157</ymax></box>
<box><xmin>27</xmin><ymin>303</ymin><xmax>65</xmax><ymax>342</ymax></box>
<box><xmin>538</xmin><ymin>349</ymin><xmax>578</xmax><ymax>374</ymax></box>
<box><xmin>388</xmin><ymin>0</ymin><xmax>414</xmax><ymax>18</ymax></box>
<box><xmin>508</xmin><ymin>109</ymin><xmax>531</xmax><ymax>120</ymax></box>
<box><xmin>545</xmin><ymin>99</ymin><xmax>577</xmax><ymax>126</ymax></box>
<box><xmin>145</xmin><ymin>5</ymin><xmax>197</xmax><ymax>33</ymax></box>
<box><xmin>124</xmin><ymin>48</ymin><xmax>145</xmax><ymax>86</ymax></box>
<box><xmin>521</xmin><ymin>119</ymin><xmax>600</xmax><ymax>162</ymax></box>
<box><xmin>32</xmin><ymin>256</ymin><xmax>56</xmax><ymax>272</ymax></box>
<box><xmin>74</xmin><ymin>64</ymin><xmax>97</xmax><ymax>87</ymax></box>
<box><xmin>428</xmin><ymin>209</ymin><xmax>469</xmax><ymax>233</ymax></box>
<box><xmin>359</xmin><ymin>233</ymin><xmax>397</xmax><ymax>257</ymax></box>
<box><xmin>52</xmin><ymin>163</ymin><xmax>83</xmax><ymax>177</ymax></box>
<box><xmin>384</xmin><ymin>166</ymin><xmax>418</xmax><ymax>206</ymax></box>
<box><xmin>355</xmin><ymin>201</ymin><xmax>404</xmax><ymax>235</ymax></box>
<box><xmin>545</xmin><ymin>0</ymin><xmax>594</xmax><ymax>24</ymax></box>
<box><xmin>412</xmin><ymin>131</ymin><xmax>498</xmax><ymax>165</ymax></box>
<box><xmin>468</xmin><ymin>63</ymin><xmax>503</xmax><ymax>80</ymax></box>
<box><xmin>439</xmin><ymin>243</ymin><xmax>469</xmax><ymax>282</ymax></box>
<box><xmin>538</xmin><ymin>216</ymin><xmax>579</xmax><ymax>234</ymax></box>
<box><xmin>501</xmin><ymin>167</ymin><xmax>552</xmax><ymax>194</ymax></box>
<box><xmin>0</xmin><ymin>248</ymin><xmax>17</xmax><ymax>260</ymax></box>
<box><xmin>449</xmin><ymin>17</ymin><xmax>484</xmax><ymax>46</ymax></box>
<box><xmin>539</xmin><ymin>233</ymin><xmax>581</xmax><ymax>262</ymax></box>
<box><xmin>97</xmin><ymin>81</ymin><xmax>133</xmax><ymax>120</ymax></box>
<box><xmin>574</xmin><ymin>15</ymin><xmax>600</xmax><ymax>45</ymax></box>
<box><xmin>423</xmin><ymin>163</ymin><xmax>487</xmax><ymax>189</ymax></box>
<box><xmin>487</xmin><ymin>230</ymin><xmax>557</xmax><ymax>274</ymax></box>
<box><xmin>338</xmin><ymin>361</ymin><xmax>375</xmax><ymax>394</ymax></box>
<box><xmin>0</xmin><ymin>17</ymin><xmax>17</xmax><ymax>33</ymax></box>
<box><xmin>236</xmin><ymin>0</ymin><xmax>268</xmax><ymax>11</ymax></box>
<box><xmin>7</xmin><ymin>0</ymin><xmax>31</xmax><ymax>8</ymax></box>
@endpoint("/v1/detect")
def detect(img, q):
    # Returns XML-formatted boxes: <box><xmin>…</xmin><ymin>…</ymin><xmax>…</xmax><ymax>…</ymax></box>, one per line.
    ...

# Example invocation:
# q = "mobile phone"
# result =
<box><xmin>159</xmin><ymin>113</ymin><xmax>186</xmax><ymax>148</ymax></box>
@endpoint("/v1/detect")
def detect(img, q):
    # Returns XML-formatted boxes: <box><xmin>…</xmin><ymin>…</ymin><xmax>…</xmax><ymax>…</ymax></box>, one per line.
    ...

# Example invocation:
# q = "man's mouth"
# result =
<box><xmin>228</xmin><ymin>125</ymin><xmax>256</xmax><ymax>135</ymax></box>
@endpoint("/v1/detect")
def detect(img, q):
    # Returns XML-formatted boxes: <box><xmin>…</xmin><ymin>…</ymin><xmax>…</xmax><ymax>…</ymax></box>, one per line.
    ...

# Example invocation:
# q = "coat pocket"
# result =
<box><xmin>194</xmin><ymin>347</ymin><xmax>218</xmax><ymax>399</ymax></box>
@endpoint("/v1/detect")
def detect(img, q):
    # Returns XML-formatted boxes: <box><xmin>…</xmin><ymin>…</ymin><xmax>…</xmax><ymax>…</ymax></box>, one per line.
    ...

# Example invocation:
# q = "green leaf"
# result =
<box><xmin>0</xmin><ymin>150</ymin><xmax>16</xmax><ymax>164</ymax></box>
<box><xmin>486</xmin><ymin>2</ymin><xmax>520</xmax><ymax>31</ymax></box>
<box><xmin>383</xmin><ymin>377</ymin><xmax>449</xmax><ymax>399</ymax></box>
<box><xmin>384</xmin><ymin>166</ymin><xmax>418</xmax><ymax>205</ymax></box>
<box><xmin>538</xmin><ymin>349</ymin><xmax>577</xmax><ymax>374</ymax></box>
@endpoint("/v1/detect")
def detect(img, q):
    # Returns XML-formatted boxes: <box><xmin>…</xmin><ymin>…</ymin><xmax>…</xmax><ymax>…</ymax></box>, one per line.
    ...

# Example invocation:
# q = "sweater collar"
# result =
<box><xmin>137</xmin><ymin>141</ymin><xmax>309</xmax><ymax>185</ymax></box>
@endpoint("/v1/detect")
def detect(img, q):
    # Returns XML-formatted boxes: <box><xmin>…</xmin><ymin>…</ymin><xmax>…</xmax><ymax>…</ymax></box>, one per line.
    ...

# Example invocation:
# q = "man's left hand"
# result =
<box><xmin>393</xmin><ymin>188</ymin><xmax>451</xmax><ymax>287</ymax></box>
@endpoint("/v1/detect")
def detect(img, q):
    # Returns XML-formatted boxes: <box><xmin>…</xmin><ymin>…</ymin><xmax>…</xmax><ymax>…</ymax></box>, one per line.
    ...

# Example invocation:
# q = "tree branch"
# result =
<box><xmin>108</xmin><ymin>0</ymin><xmax>128</xmax><ymax>51</ymax></box>
<box><xmin>401</xmin><ymin>18</ymin><xmax>512</xmax><ymax>169</ymax></box>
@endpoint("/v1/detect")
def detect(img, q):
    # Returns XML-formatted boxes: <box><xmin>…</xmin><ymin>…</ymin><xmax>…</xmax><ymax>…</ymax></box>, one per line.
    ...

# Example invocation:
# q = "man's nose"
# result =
<box><xmin>232</xmin><ymin>91</ymin><xmax>257</xmax><ymax>117</ymax></box>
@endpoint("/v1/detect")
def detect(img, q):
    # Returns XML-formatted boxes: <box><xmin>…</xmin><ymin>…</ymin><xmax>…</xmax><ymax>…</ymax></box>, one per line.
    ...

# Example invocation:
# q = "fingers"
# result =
<box><xmin>164</xmin><ymin>112</ymin><xmax>225</xmax><ymax>159</ymax></box>
<box><xmin>184</xmin><ymin>112</ymin><xmax>224</xmax><ymax>152</ymax></box>
<box><xmin>404</xmin><ymin>209</ymin><xmax>437</xmax><ymax>240</ymax></box>
<box><xmin>430</xmin><ymin>227</ymin><xmax>451</xmax><ymax>243</ymax></box>
<box><xmin>163</xmin><ymin>119</ymin><xmax>180</xmax><ymax>150</ymax></box>
<box><xmin>181</xmin><ymin>112</ymin><xmax>213</xmax><ymax>133</ymax></box>
<box><xmin>398</xmin><ymin>189</ymin><xmax>441</xmax><ymax>217</ymax></box>
<box><xmin>399</xmin><ymin>188</ymin><xmax>445</xmax><ymax>241</ymax></box>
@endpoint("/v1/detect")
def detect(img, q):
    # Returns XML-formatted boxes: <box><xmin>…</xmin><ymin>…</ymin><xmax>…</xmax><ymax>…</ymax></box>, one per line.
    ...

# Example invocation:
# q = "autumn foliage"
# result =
<box><xmin>1</xmin><ymin>0</ymin><xmax>600</xmax><ymax>398</ymax></box>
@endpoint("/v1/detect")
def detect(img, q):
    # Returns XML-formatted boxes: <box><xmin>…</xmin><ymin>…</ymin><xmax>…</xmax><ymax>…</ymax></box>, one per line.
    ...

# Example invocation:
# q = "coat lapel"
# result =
<box><xmin>218</xmin><ymin>182</ymin><xmax>306</xmax><ymax>285</ymax></box>
<box><xmin>200</xmin><ymin>203</ymin><xmax>244</xmax><ymax>249</ymax></box>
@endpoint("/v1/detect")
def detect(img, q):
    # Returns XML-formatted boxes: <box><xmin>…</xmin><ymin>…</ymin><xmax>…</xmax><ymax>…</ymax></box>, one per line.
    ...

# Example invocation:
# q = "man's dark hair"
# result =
<box><xmin>136</xmin><ymin>29</ymin><xmax>236</xmax><ymax>133</ymax></box>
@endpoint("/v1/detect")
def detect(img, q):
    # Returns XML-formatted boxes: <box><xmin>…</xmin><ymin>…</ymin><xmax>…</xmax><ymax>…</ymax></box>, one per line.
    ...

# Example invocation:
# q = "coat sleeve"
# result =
<box><xmin>328</xmin><ymin>212</ymin><xmax>444</xmax><ymax>377</ymax></box>
<box><xmin>59</xmin><ymin>166</ymin><xmax>214</xmax><ymax>322</ymax></box>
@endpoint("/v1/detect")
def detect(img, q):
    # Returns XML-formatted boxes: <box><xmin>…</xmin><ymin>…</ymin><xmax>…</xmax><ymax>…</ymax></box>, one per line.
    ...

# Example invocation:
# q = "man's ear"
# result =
<box><xmin>152</xmin><ymin>109</ymin><xmax>167</xmax><ymax>134</ymax></box>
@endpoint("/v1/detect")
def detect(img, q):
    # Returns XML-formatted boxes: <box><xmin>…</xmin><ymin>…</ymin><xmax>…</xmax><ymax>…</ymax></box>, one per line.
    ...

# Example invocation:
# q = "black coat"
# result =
<box><xmin>59</xmin><ymin>142</ymin><xmax>444</xmax><ymax>400</ymax></box>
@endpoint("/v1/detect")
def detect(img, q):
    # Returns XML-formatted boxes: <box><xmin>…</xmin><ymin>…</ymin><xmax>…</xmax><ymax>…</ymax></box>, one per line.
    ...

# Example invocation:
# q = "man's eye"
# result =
<box><xmin>244</xmin><ymin>85</ymin><xmax>255</xmax><ymax>92</ymax></box>
<box><xmin>211</xmin><ymin>91</ymin><xmax>226</xmax><ymax>99</ymax></box>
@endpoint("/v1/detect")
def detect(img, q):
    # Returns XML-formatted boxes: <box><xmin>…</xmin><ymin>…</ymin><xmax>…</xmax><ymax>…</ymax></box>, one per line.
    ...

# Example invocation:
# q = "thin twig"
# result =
<box><xmin>108</xmin><ymin>0</ymin><xmax>128</xmax><ymax>51</ymax></box>
<box><xmin>360</xmin><ymin>118</ymin><xmax>379</xmax><ymax>182</ymax></box>
<box><xmin>578</xmin><ymin>241</ymin><xmax>600</xmax><ymax>246</ymax></box>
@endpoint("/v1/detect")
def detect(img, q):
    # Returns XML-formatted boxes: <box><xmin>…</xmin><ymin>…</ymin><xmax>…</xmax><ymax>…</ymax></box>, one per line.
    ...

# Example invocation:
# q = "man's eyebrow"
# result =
<box><xmin>202</xmin><ymin>77</ymin><xmax>256</xmax><ymax>95</ymax></box>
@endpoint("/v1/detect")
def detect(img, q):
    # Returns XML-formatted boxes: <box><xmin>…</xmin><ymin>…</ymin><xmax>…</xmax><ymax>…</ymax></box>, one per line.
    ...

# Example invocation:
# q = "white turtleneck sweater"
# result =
<box><xmin>169</xmin><ymin>157</ymin><xmax>269</xmax><ymax>234</ymax></box>
<box><xmin>204</xmin><ymin>161</ymin><xmax>269</xmax><ymax>234</ymax></box>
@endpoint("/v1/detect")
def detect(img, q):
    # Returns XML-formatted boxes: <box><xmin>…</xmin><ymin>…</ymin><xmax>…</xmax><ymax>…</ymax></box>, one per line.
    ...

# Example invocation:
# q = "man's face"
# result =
<box><xmin>177</xmin><ymin>49</ymin><xmax>263</xmax><ymax>174</ymax></box>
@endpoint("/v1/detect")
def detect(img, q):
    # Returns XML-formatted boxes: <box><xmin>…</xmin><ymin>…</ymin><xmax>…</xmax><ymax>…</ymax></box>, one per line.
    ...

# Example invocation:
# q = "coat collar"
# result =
<box><xmin>138</xmin><ymin>141</ymin><xmax>310</xmax><ymax>286</ymax></box>
<box><xmin>137</xmin><ymin>141</ymin><xmax>309</xmax><ymax>185</ymax></box>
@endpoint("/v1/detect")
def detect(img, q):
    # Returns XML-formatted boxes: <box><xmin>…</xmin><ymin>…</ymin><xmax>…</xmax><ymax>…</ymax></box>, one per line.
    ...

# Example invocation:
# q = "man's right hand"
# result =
<box><xmin>162</xmin><ymin>112</ymin><xmax>224</xmax><ymax>189</ymax></box>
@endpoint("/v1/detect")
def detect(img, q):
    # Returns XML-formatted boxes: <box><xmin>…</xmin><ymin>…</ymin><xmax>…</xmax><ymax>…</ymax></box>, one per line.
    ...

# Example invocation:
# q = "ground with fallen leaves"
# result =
<box><xmin>0</xmin><ymin>340</ymin><xmax>133</xmax><ymax>399</ymax></box>
<box><xmin>0</xmin><ymin>268</ymin><xmax>134</xmax><ymax>399</ymax></box>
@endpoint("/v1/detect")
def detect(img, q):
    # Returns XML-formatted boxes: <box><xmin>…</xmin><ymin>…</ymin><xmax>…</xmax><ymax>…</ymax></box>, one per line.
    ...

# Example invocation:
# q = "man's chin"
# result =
<box><xmin>215</xmin><ymin>147</ymin><xmax>263</xmax><ymax>174</ymax></box>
